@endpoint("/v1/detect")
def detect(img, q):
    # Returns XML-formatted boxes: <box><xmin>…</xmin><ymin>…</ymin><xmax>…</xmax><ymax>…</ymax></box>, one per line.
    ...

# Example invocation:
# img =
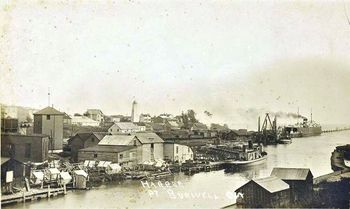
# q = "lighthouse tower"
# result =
<box><xmin>131</xmin><ymin>100</ymin><xmax>139</xmax><ymax>122</ymax></box>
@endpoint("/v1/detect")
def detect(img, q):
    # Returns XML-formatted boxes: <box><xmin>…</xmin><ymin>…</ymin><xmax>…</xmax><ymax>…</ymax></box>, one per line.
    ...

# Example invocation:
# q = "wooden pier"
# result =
<box><xmin>1</xmin><ymin>185</ymin><xmax>66</xmax><ymax>206</ymax></box>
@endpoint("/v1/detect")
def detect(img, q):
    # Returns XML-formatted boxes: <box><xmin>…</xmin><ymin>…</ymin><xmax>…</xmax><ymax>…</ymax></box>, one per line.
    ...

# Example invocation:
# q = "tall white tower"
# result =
<box><xmin>131</xmin><ymin>100</ymin><xmax>139</xmax><ymax>122</ymax></box>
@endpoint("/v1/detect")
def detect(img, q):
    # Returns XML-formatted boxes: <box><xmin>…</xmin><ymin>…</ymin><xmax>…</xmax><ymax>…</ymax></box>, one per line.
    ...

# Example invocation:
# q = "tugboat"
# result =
<box><xmin>224</xmin><ymin>141</ymin><xmax>267</xmax><ymax>167</ymax></box>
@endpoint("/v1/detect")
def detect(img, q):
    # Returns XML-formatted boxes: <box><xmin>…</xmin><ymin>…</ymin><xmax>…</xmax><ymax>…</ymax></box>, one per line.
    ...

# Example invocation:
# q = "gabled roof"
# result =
<box><xmin>114</xmin><ymin>122</ymin><xmax>139</xmax><ymax>130</ymax></box>
<box><xmin>191</xmin><ymin>123</ymin><xmax>208</xmax><ymax>130</ymax></box>
<box><xmin>134</xmin><ymin>132</ymin><xmax>164</xmax><ymax>144</ymax></box>
<box><xmin>271</xmin><ymin>167</ymin><xmax>313</xmax><ymax>181</ymax></box>
<box><xmin>68</xmin><ymin>132</ymin><xmax>108</xmax><ymax>143</ymax></box>
<box><xmin>34</xmin><ymin>106</ymin><xmax>64</xmax><ymax>115</ymax></box>
<box><xmin>75</xmin><ymin>126</ymin><xmax>110</xmax><ymax>133</ymax></box>
<box><xmin>236</xmin><ymin>176</ymin><xmax>289</xmax><ymax>194</ymax></box>
<box><xmin>98</xmin><ymin>135</ymin><xmax>137</xmax><ymax>146</ymax></box>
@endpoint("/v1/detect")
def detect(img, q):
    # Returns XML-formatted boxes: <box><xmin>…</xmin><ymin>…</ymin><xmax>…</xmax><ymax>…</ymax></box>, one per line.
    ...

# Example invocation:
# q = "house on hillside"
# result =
<box><xmin>222</xmin><ymin>129</ymin><xmax>252</xmax><ymax>141</ymax></box>
<box><xmin>139</xmin><ymin>114</ymin><xmax>152</xmax><ymax>123</ymax></box>
<box><xmin>235</xmin><ymin>176</ymin><xmax>290</xmax><ymax>208</ymax></box>
<box><xmin>108</xmin><ymin>122</ymin><xmax>143</xmax><ymax>134</ymax></box>
<box><xmin>191</xmin><ymin>123</ymin><xmax>209</xmax><ymax>138</ymax></box>
<box><xmin>271</xmin><ymin>167</ymin><xmax>314</xmax><ymax>204</ymax></box>
<box><xmin>33</xmin><ymin>106</ymin><xmax>64</xmax><ymax>150</ymax></box>
<box><xmin>68</xmin><ymin>132</ymin><xmax>107</xmax><ymax>162</ymax></box>
<box><xmin>84</xmin><ymin>109</ymin><xmax>104</xmax><ymax>123</ymax></box>
<box><xmin>71</xmin><ymin>115</ymin><xmax>100</xmax><ymax>127</ymax></box>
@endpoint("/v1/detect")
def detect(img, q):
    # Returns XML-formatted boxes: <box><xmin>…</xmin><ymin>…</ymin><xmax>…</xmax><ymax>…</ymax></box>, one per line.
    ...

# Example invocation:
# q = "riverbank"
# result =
<box><xmin>2</xmin><ymin>131</ymin><xmax>350</xmax><ymax>209</ymax></box>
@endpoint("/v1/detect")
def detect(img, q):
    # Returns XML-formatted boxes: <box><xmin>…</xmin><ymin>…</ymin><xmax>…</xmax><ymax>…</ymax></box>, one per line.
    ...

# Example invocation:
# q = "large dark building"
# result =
<box><xmin>68</xmin><ymin>132</ymin><xmax>107</xmax><ymax>162</ymax></box>
<box><xmin>1</xmin><ymin>133</ymin><xmax>49</xmax><ymax>162</ymax></box>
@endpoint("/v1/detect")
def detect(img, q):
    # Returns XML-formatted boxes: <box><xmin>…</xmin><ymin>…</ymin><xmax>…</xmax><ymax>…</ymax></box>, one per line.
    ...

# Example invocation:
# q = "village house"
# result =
<box><xmin>33</xmin><ymin>106</ymin><xmax>64</xmax><ymax>150</ymax></box>
<box><xmin>163</xmin><ymin>142</ymin><xmax>194</xmax><ymax>163</ymax></box>
<box><xmin>63</xmin><ymin>113</ymin><xmax>72</xmax><ymax>126</ymax></box>
<box><xmin>165</xmin><ymin>120</ymin><xmax>182</xmax><ymax>130</ymax></box>
<box><xmin>96</xmin><ymin>132</ymin><xmax>164</xmax><ymax>163</ymax></box>
<box><xmin>84</xmin><ymin>109</ymin><xmax>104</xmax><ymax>123</ymax></box>
<box><xmin>108</xmin><ymin>122</ymin><xmax>144</xmax><ymax>134</ymax></box>
<box><xmin>191</xmin><ymin>122</ymin><xmax>210</xmax><ymax>138</ymax></box>
<box><xmin>134</xmin><ymin>132</ymin><xmax>164</xmax><ymax>162</ymax></box>
<box><xmin>78</xmin><ymin>145</ymin><xmax>137</xmax><ymax>167</ymax></box>
<box><xmin>222</xmin><ymin>129</ymin><xmax>252</xmax><ymax>141</ymax></box>
<box><xmin>235</xmin><ymin>176</ymin><xmax>290</xmax><ymax>208</ymax></box>
<box><xmin>139</xmin><ymin>113</ymin><xmax>152</xmax><ymax>123</ymax></box>
<box><xmin>71</xmin><ymin>115</ymin><xmax>100</xmax><ymax>127</ymax></box>
<box><xmin>271</xmin><ymin>167</ymin><xmax>314</xmax><ymax>205</ymax></box>
<box><xmin>68</xmin><ymin>132</ymin><xmax>108</xmax><ymax>162</ymax></box>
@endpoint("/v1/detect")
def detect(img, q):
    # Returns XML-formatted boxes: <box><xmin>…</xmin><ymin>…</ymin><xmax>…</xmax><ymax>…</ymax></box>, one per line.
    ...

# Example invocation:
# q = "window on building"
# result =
<box><xmin>151</xmin><ymin>143</ymin><xmax>154</xmax><ymax>149</ymax></box>
<box><xmin>119</xmin><ymin>154</ymin><xmax>123</xmax><ymax>159</ymax></box>
<box><xmin>9</xmin><ymin>144</ymin><xmax>15</xmax><ymax>157</ymax></box>
<box><xmin>91</xmin><ymin>137</ymin><xmax>95</xmax><ymax>142</ymax></box>
<box><xmin>133</xmin><ymin>139</ymin><xmax>137</xmax><ymax>146</ymax></box>
<box><xmin>46</xmin><ymin>115</ymin><xmax>51</xmax><ymax>120</ymax></box>
<box><xmin>188</xmin><ymin>147</ymin><xmax>190</xmax><ymax>152</ymax></box>
<box><xmin>176</xmin><ymin>146</ymin><xmax>179</xmax><ymax>154</ymax></box>
<box><xmin>94</xmin><ymin>153</ymin><xmax>97</xmax><ymax>158</ymax></box>
<box><xmin>25</xmin><ymin>143</ymin><xmax>31</xmax><ymax>158</ymax></box>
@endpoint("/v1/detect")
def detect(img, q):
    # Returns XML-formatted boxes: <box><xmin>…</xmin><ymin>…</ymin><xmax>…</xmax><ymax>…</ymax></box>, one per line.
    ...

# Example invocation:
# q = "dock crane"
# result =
<box><xmin>256</xmin><ymin>113</ymin><xmax>278</xmax><ymax>145</ymax></box>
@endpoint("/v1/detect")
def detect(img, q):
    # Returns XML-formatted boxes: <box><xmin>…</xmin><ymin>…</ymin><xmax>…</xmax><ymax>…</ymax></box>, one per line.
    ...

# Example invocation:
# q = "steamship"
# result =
<box><xmin>281</xmin><ymin>117</ymin><xmax>322</xmax><ymax>138</ymax></box>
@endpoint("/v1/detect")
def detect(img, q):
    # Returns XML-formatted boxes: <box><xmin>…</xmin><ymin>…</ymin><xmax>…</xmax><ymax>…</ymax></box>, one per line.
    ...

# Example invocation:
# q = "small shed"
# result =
<box><xmin>60</xmin><ymin>171</ymin><xmax>72</xmax><ymax>185</ymax></box>
<box><xmin>73</xmin><ymin>170</ymin><xmax>88</xmax><ymax>189</ymax></box>
<box><xmin>106</xmin><ymin>163</ymin><xmax>122</xmax><ymax>175</ymax></box>
<box><xmin>47</xmin><ymin>168</ymin><xmax>60</xmax><ymax>182</ymax></box>
<box><xmin>271</xmin><ymin>167</ymin><xmax>314</xmax><ymax>203</ymax></box>
<box><xmin>31</xmin><ymin>171</ymin><xmax>44</xmax><ymax>185</ymax></box>
<box><xmin>235</xmin><ymin>176</ymin><xmax>290</xmax><ymax>208</ymax></box>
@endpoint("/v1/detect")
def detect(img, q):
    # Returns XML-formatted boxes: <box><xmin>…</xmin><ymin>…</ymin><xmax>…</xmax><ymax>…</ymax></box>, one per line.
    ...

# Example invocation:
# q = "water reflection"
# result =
<box><xmin>4</xmin><ymin>131</ymin><xmax>349</xmax><ymax>209</ymax></box>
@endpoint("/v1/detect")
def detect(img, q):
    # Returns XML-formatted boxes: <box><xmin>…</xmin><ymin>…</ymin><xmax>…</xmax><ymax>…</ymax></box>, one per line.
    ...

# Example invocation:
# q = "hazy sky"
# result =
<box><xmin>1</xmin><ymin>0</ymin><xmax>350</xmax><ymax>129</ymax></box>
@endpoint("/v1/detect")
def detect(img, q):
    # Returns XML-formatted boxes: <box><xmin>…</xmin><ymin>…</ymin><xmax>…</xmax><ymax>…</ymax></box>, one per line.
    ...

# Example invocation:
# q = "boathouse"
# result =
<box><xmin>235</xmin><ymin>176</ymin><xmax>290</xmax><ymax>208</ymax></box>
<box><xmin>271</xmin><ymin>167</ymin><xmax>313</xmax><ymax>205</ymax></box>
<box><xmin>68</xmin><ymin>132</ymin><xmax>108</xmax><ymax>162</ymax></box>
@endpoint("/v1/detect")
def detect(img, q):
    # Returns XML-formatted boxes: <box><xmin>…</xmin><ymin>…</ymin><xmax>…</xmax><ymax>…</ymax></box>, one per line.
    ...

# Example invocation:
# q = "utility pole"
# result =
<box><xmin>48</xmin><ymin>87</ymin><xmax>51</xmax><ymax>107</ymax></box>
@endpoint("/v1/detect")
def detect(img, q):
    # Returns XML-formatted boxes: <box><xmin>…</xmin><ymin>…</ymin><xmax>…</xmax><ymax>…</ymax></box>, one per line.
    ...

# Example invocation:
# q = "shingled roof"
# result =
<box><xmin>134</xmin><ymin>132</ymin><xmax>164</xmax><ymax>144</ymax></box>
<box><xmin>68</xmin><ymin>132</ymin><xmax>108</xmax><ymax>144</ymax></box>
<box><xmin>34</xmin><ymin>106</ymin><xmax>64</xmax><ymax>115</ymax></box>
<box><xmin>98</xmin><ymin>135</ymin><xmax>138</xmax><ymax>146</ymax></box>
<box><xmin>271</xmin><ymin>167</ymin><xmax>313</xmax><ymax>181</ymax></box>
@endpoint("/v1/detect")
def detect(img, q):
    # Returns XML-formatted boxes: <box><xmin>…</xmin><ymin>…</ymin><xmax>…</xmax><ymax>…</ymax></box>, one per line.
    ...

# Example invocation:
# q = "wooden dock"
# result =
<box><xmin>1</xmin><ymin>186</ymin><xmax>66</xmax><ymax>206</ymax></box>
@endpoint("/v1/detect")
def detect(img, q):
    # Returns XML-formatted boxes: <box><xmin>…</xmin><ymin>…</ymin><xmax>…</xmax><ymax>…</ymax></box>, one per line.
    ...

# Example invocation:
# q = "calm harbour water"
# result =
<box><xmin>5</xmin><ymin>130</ymin><xmax>350</xmax><ymax>209</ymax></box>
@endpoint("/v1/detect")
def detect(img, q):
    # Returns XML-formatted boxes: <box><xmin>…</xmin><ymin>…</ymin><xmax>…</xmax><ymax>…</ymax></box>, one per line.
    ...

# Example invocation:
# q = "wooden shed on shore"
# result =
<box><xmin>271</xmin><ymin>167</ymin><xmax>313</xmax><ymax>204</ymax></box>
<box><xmin>235</xmin><ymin>176</ymin><xmax>290</xmax><ymax>208</ymax></box>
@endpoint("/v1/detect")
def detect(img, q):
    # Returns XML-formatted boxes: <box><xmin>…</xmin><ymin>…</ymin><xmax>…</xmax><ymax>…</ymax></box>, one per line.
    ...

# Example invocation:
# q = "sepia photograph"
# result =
<box><xmin>1</xmin><ymin>0</ymin><xmax>350</xmax><ymax>208</ymax></box>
